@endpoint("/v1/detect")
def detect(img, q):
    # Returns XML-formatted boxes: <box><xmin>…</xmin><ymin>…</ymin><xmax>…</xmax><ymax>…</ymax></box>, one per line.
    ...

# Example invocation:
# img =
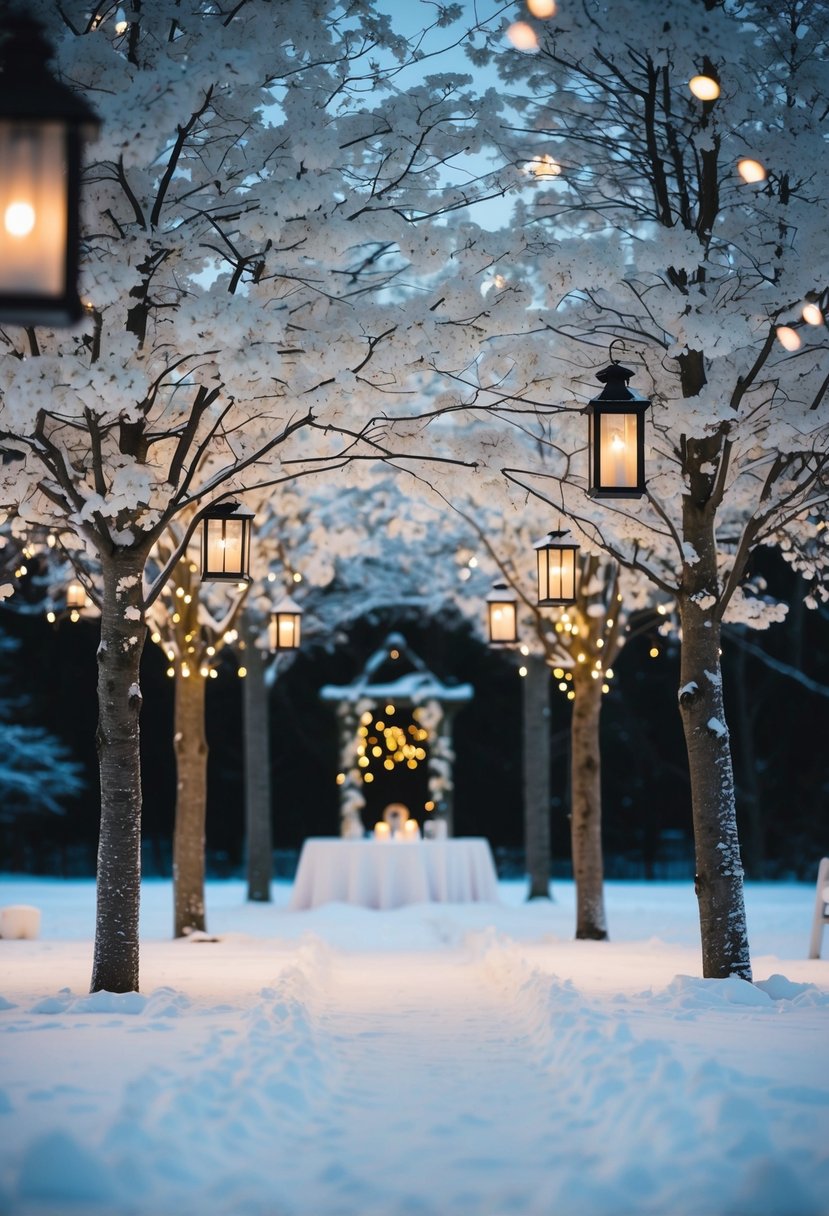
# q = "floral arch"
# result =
<box><xmin>320</xmin><ymin>632</ymin><xmax>473</xmax><ymax>838</ymax></box>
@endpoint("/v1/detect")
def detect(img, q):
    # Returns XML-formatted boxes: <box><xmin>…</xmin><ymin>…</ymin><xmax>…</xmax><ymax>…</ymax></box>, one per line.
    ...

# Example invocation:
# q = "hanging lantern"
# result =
<box><xmin>486</xmin><ymin>582</ymin><xmax>518</xmax><ymax>646</ymax></box>
<box><xmin>268</xmin><ymin>596</ymin><xmax>303</xmax><ymax>651</ymax></box>
<box><xmin>200</xmin><ymin>502</ymin><xmax>254</xmax><ymax>582</ymax></box>
<box><xmin>66</xmin><ymin>580</ymin><xmax>86</xmax><ymax>610</ymax></box>
<box><xmin>535</xmin><ymin>530</ymin><xmax>580</xmax><ymax>606</ymax></box>
<box><xmin>585</xmin><ymin>361</ymin><xmax>650</xmax><ymax>498</ymax></box>
<box><xmin>0</xmin><ymin>16</ymin><xmax>100</xmax><ymax>326</ymax></box>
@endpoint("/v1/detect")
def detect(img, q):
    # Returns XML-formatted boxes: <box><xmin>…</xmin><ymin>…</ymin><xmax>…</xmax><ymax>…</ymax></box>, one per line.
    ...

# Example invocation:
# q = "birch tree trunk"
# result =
<box><xmin>90</xmin><ymin>551</ymin><xmax>148</xmax><ymax>993</ymax></box>
<box><xmin>678</xmin><ymin>447</ymin><xmax>751</xmax><ymax>980</ymax></box>
<box><xmin>172</xmin><ymin>670</ymin><xmax>208</xmax><ymax>938</ymax></box>
<box><xmin>243</xmin><ymin>621</ymin><xmax>273</xmax><ymax>902</ymax></box>
<box><xmin>522</xmin><ymin>653</ymin><xmax>552</xmax><ymax>899</ymax></box>
<box><xmin>570</xmin><ymin>668</ymin><xmax>607</xmax><ymax>940</ymax></box>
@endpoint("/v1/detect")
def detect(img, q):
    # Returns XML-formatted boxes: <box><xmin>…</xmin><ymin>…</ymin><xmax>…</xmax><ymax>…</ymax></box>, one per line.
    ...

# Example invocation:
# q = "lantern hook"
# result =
<box><xmin>608</xmin><ymin>339</ymin><xmax>625</xmax><ymax>365</ymax></box>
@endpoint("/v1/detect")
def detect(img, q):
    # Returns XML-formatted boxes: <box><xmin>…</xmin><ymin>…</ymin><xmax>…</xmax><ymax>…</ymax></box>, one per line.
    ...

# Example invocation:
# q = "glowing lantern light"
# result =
<box><xmin>268</xmin><ymin>596</ymin><xmax>303</xmax><ymax>652</ymax></box>
<box><xmin>585</xmin><ymin>361</ymin><xmax>650</xmax><ymax>498</ymax></box>
<box><xmin>0</xmin><ymin>16</ymin><xmax>100</xmax><ymax>326</ymax></box>
<box><xmin>66</xmin><ymin>580</ymin><xmax>87</xmax><ymax>610</ymax></box>
<box><xmin>776</xmin><ymin>326</ymin><xmax>801</xmax><ymax>352</ymax></box>
<box><xmin>527</xmin><ymin>0</ymin><xmax>557</xmax><ymax>15</ymax></box>
<box><xmin>689</xmin><ymin>75</ymin><xmax>720</xmax><ymax>101</ymax></box>
<box><xmin>506</xmin><ymin>21</ymin><xmax>539</xmax><ymax>51</ymax></box>
<box><xmin>737</xmin><ymin>158</ymin><xmax>766</xmax><ymax>184</ymax></box>
<box><xmin>525</xmin><ymin>153</ymin><xmax>562</xmax><ymax>179</ymax></box>
<box><xmin>200</xmin><ymin>502</ymin><xmax>254</xmax><ymax>582</ymax></box>
<box><xmin>486</xmin><ymin>582</ymin><xmax>518</xmax><ymax>646</ymax></box>
<box><xmin>802</xmin><ymin>304</ymin><xmax>823</xmax><ymax>326</ymax></box>
<box><xmin>535</xmin><ymin>530</ymin><xmax>580</xmax><ymax>606</ymax></box>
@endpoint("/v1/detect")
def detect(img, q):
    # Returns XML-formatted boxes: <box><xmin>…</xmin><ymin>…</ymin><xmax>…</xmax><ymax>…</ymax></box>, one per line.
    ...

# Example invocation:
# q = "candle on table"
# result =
<box><xmin>374</xmin><ymin>822</ymin><xmax>391</xmax><ymax>840</ymax></box>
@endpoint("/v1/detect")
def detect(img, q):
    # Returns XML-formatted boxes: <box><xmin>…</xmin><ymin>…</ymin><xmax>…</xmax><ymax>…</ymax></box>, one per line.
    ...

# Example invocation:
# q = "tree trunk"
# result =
<box><xmin>570</xmin><ymin>668</ymin><xmax>608</xmax><ymax>939</ymax></box>
<box><xmin>243</xmin><ymin>619</ymin><xmax>273</xmax><ymax>902</ymax></box>
<box><xmin>522</xmin><ymin>653</ymin><xmax>552</xmax><ymax>899</ymax></box>
<box><xmin>172</xmin><ymin>670</ymin><xmax>208</xmax><ymax>937</ymax></box>
<box><xmin>678</xmin><ymin>485</ymin><xmax>751</xmax><ymax>980</ymax></box>
<box><xmin>730</xmin><ymin>641</ymin><xmax>765</xmax><ymax>879</ymax></box>
<box><xmin>90</xmin><ymin>551</ymin><xmax>147</xmax><ymax>993</ymax></box>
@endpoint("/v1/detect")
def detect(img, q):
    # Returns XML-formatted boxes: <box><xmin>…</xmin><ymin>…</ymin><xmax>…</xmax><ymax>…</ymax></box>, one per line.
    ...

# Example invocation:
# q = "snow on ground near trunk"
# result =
<box><xmin>0</xmin><ymin>876</ymin><xmax>827</xmax><ymax>1216</ymax></box>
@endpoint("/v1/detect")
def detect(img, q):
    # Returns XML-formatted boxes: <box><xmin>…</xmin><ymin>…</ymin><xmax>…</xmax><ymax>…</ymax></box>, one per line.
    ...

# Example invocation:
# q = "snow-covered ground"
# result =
<box><xmin>0</xmin><ymin>874</ymin><xmax>827</xmax><ymax>1216</ymax></box>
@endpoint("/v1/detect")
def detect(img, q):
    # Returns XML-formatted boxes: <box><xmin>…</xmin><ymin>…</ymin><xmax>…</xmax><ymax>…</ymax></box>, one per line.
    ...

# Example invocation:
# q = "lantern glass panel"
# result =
<box><xmin>66</xmin><ymin>581</ymin><xmax>85</xmax><ymax>609</ymax></box>
<box><xmin>488</xmin><ymin>599</ymin><xmax>517</xmax><ymax>644</ymax></box>
<box><xmin>270</xmin><ymin>610</ymin><xmax>301</xmax><ymax>651</ymax></box>
<box><xmin>537</xmin><ymin>545</ymin><xmax>577</xmax><ymax>605</ymax></box>
<box><xmin>202</xmin><ymin>512</ymin><xmax>251</xmax><ymax>580</ymax></box>
<box><xmin>0</xmin><ymin>121</ymin><xmax>68</xmax><ymax>299</ymax></box>
<box><xmin>598</xmin><ymin>410</ymin><xmax>639</xmax><ymax>489</ymax></box>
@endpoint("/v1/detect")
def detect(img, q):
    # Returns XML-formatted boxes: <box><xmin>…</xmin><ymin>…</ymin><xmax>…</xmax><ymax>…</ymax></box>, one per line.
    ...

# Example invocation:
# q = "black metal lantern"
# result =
<box><xmin>200</xmin><ymin>502</ymin><xmax>255</xmax><ymax>582</ymax></box>
<box><xmin>0</xmin><ymin>16</ymin><xmax>100</xmax><ymax>327</ymax></box>
<box><xmin>535</xmin><ymin>530</ymin><xmax>580</xmax><ymax>606</ymax></box>
<box><xmin>486</xmin><ymin>581</ymin><xmax>518</xmax><ymax>646</ymax></box>
<box><xmin>268</xmin><ymin>595</ymin><xmax>302</xmax><ymax>652</ymax></box>
<box><xmin>585</xmin><ymin>362</ymin><xmax>650</xmax><ymax>498</ymax></box>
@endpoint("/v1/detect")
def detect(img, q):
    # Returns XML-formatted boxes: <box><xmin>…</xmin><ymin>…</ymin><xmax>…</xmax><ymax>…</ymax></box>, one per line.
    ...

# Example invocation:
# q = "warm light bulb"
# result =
<box><xmin>525</xmin><ymin>153</ymin><xmax>561</xmax><ymax>178</ymax></box>
<box><xmin>802</xmin><ymin>303</ymin><xmax>823</xmax><ymax>326</ymax></box>
<box><xmin>506</xmin><ymin>21</ymin><xmax>539</xmax><ymax>50</ymax></box>
<box><xmin>689</xmin><ymin>75</ymin><xmax>720</xmax><ymax>101</ymax></box>
<box><xmin>610</xmin><ymin>432</ymin><xmax>626</xmax><ymax>451</ymax></box>
<box><xmin>237</xmin><ymin>666</ymin><xmax>247</xmax><ymax>678</ymax></box>
<box><xmin>4</xmin><ymin>201</ymin><xmax>36</xmax><ymax>238</ymax></box>
<box><xmin>519</xmin><ymin>666</ymin><xmax>528</xmax><ymax>677</ymax></box>
<box><xmin>527</xmin><ymin>0</ymin><xmax>556</xmax><ymax>15</ymax></box>
<box><xmin>737</xmin><ymin>158</ymin><xmax>766</xmax><ymax>184</ymax></box>
<box><xmin>649</xmin><ymin>647</ymin><xmax>659</xmax><ymax>658</ymax></box>
<box><xmin>776</xmin><ymin>326</ymin><xmax>801</xmax><ymax>351</ymax></box>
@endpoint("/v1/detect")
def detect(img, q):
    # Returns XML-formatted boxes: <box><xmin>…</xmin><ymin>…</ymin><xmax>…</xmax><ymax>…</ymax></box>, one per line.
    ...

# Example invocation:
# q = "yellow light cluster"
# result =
<box><xmin>354</xmin><ymin>711</ymin><xmax>429</xmax><ymax>782</ymax></box>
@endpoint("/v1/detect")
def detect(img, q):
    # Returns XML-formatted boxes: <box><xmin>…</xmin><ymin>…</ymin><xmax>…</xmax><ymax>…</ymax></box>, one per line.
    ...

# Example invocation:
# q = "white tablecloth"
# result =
<box><xmin>288</xmin><ymin>837</ymin><xmax>499</xmax><ymax>910</ymax></box>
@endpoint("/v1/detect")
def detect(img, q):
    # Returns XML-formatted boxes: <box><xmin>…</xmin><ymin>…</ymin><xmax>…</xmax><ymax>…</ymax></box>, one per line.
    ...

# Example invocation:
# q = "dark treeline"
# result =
<box><xmin>1</xmin><ymin>553</ymin><xmax>826</xmax><ymax>881</ymax></box>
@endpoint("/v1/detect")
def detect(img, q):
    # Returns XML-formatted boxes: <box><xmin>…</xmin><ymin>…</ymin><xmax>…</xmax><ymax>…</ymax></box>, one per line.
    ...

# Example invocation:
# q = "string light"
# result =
<box><xmin>519</xmin><ymin>666</ymin><xmax>528</xmax><ymax>677</ymax></box>
<box><xmin>737</xmin><ymin>158</ymin><xmax>766</xmax><ymax>183</ymax></box>
<box><xmin>802</xmin><ymin>303</ymin><xmax>824</xmax><ymax>326</ymax></box>
<box><xmin>776</xmin><ymin>326</ymin><xmax>801</xmax><ymax>351</ymax></box>
<box><xmin>689</xmin><ymin>74</ymin><xmax>720</xmax><ymax>100</ymax></box>
<box><xmin>506</xmin><ymin>20</ymin><xmax>539</xmax><ymax>50</ymax></box>
<box><xmin>527</xmin><ymin>0</ymin><xmax>556</xmax><ymax>15</ymax></box>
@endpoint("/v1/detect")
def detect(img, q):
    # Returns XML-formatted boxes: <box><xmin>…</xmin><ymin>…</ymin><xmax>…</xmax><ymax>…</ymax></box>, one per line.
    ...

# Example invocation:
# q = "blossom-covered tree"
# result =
<box><xmin>0</xmin><ymin>0</ymin><xmax>506</xmax><ymax>991</ymax></box>
<box><xmin>466</xmin><ymin>0</ymin><xmax>829</xmax><ymax>978</ymax></box>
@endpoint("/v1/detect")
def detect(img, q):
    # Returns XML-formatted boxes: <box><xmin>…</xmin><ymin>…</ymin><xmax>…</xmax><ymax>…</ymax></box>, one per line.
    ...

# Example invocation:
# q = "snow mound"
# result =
<box><xmin>30</xmin><ymin>986</ymin><xmax>191</xmax><ymax>1017</ymax></box>
<box><xmin>650</xmin><ymin>973</ymin><xmax>829</xmax><ymax>1011</ymax></box>
<box><xmin>755</xmin><ymin>973</ymin><xmax>829</xmax><ymax>1006</ymax></box>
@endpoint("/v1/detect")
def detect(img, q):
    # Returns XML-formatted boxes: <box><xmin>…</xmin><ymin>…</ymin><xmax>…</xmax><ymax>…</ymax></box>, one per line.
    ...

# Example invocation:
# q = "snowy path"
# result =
<box><xmin>304</xmin><ymin>950</ymin><xmax>563</xmax><ymax>1216</ymax></box>
<box><xmin>2</xmin><ymin>880</ymin><xmax>828</xmax><ymax>1216</ymax></box>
